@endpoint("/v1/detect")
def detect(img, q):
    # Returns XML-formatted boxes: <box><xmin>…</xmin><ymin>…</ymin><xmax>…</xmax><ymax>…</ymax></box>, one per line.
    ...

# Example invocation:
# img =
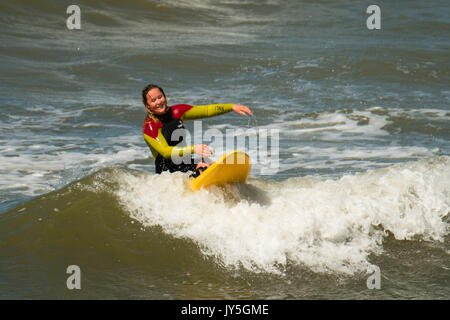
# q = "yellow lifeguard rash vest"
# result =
<box><xmin>142</xmin><ymin>104</ymin><xmax>234</xmax><ymax>161</ymax></box>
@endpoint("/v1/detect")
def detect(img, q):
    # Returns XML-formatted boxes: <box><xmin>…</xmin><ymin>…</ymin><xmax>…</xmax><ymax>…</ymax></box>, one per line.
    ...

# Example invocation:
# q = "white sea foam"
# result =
<box><xmin>115</xmin><ymin>157</ymin><xmax>450</xmax><ymax>275</ymax></box>
<box><xmin>273</xmin><ymin>110</ymin><xmax>390</xmax><ymax>139</ymax></box>
<box><xmin>287</xmin><ymin>145</ymin><xmax>435</xmax><ymax>160</ymax></box>
<box><xmin>0</xmin><ymin>136</ymin><xmax>149</xmax><ymax>197</ymax></box>
<box><xmin>1</xmin><ymin>106</ymin><xmax>446</xmax><ymax>199</ymax></box>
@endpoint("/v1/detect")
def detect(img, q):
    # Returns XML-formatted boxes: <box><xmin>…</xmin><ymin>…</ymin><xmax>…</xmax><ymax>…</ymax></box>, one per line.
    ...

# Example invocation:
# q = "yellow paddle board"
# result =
<box><xmin>189</xmin><ymin>150</ymin><xmax>251</xmax><ymax>191</ymax></box>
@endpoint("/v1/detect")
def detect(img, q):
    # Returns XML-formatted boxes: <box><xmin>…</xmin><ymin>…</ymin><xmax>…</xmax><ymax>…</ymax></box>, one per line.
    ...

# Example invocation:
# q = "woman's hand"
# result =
<box><xmin>194</xmin><ymin>144</ymin><xmax>213</xmax><ymax>158</ymax></box>
<box><xmin>232</xmin><ymin>104</ymin><xmax>253</xmax><ymax>116</ymax></box>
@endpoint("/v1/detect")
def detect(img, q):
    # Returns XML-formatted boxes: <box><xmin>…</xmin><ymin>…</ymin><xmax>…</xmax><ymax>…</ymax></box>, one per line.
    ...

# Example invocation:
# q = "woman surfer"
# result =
<box><xmin>142</xmin><ymin>84</ymin><xmax>252</xmax><ymax>176</ymax></box>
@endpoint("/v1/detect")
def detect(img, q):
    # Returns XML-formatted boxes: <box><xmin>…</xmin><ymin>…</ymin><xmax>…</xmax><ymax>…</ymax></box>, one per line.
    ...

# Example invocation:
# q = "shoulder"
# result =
<box><xmin>143</xmin><ymin>116</ymin><xmax>162</xmax><ymax>139</ymax></box>
<box><xmin>170</xmin><ymin>104</ymin><xmax>194</xmax><ymax>119</ymax></box>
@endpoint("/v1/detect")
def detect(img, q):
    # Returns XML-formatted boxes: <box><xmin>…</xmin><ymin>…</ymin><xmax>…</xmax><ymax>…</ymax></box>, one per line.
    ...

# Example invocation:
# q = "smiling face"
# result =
<box><xmin>145</xmin><ymin>88</ymin><xmax>168</xmax><ymax>115</ymax></box>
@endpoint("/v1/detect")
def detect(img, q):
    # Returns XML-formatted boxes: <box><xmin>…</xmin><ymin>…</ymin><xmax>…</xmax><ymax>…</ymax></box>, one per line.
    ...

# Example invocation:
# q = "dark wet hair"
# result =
<box><xmin>142</xmin><ymin>84</ymin><xmax>166</xmax><ymax>106</ymax></box>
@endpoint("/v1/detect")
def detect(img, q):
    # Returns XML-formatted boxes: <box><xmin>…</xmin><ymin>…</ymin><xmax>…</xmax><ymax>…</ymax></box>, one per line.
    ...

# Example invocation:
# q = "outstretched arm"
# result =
<box><xmin>181</xmin><ymin>104</ymin><xmax>252</xmax><ymax>120</ymax></box>
<box><xmin>181</xmin><ymin>104</ymin><xmax>234</xmax><ymax>120</ymax></box>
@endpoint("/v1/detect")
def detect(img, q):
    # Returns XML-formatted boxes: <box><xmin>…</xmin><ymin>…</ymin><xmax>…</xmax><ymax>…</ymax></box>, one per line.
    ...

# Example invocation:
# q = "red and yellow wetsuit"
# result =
<box><xmin>143</xmin><ymin>103</ymin><xmax>234</xmax><ymax>174</ymax></box>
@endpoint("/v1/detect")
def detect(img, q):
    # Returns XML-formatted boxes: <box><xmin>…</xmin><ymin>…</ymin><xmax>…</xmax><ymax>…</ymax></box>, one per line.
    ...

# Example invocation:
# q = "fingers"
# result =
<box><xmin>232</xmin><ymin>104</ymin><xmax>253</xmax><ymax>116</ymax></box>
<box><xmin>243</xmin><ymin>106</ymin><xmax>253</xmax><ymax>116</ymax></box>
<box><xmin>194</xmin><ymin>144</ymin><xmax>213</xmax><ymax>158</ymax></box>
<box><xmin>201</xmin><ymin>145</ymin><xmax>212</xmax><ymax>157</ymax></box>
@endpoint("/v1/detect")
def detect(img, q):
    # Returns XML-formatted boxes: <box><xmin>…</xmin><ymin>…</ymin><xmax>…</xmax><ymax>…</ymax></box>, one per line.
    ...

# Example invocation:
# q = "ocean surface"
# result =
<box><xmin>0</xmin><ymin>0</ymin><xmax>449</xmax><ymax>299</ymax></box>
